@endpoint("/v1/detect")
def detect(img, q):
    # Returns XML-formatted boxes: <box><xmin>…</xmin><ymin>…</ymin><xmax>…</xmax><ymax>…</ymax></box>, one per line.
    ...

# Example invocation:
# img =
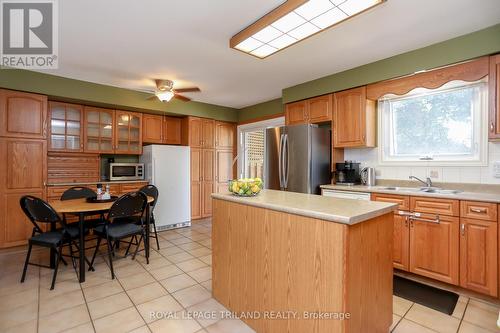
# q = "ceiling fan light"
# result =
<box><xmin>156</xmin><ymin>90</ymin><xmax>175</xmax><ymax>102</ymax></box>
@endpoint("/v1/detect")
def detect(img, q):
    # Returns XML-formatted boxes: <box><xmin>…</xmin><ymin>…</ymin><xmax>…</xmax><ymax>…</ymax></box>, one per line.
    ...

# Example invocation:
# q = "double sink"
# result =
<box><xmin>377</xmin><ymin>186</ymin><xmax>462</xmax><ymax>195</ymax></box>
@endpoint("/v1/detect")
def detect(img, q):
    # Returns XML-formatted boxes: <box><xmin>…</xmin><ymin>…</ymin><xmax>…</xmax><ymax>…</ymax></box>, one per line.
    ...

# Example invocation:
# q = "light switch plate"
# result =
<box><xmin>494</xmin><ymin>161</ymin><xmax>500</xmax><ymax>178</ymax></box>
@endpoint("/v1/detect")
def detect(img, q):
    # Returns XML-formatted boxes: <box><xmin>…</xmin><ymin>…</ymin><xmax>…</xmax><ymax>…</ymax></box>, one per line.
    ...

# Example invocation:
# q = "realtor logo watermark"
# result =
<box><xmin>1</xmin><ymin>0</ymin><xmax>58</xmax><ymax>69</ymax></box>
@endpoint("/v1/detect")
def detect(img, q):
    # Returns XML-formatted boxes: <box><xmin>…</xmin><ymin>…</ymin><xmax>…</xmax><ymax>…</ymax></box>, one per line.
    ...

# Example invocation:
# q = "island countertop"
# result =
<box><xmin>211</xmin><ymin>189</ymin><xmax>397</xmax><ymax>225</ymax></box>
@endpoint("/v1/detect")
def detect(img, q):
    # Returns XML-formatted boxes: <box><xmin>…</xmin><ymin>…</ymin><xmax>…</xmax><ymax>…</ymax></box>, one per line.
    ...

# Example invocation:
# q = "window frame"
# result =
<box><xmin>236</xmin><ymin>116</ymin><xmax>285</xmax><ymax>179</ymax></box>
<box><xmin>378</xmin><ymin>79</ymin><xmax>488</xmax><ymax>167</ymax></box>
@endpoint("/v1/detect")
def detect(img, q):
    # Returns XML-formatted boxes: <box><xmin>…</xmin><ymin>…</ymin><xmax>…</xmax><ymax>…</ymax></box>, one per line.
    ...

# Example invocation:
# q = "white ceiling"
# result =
<box><xmin>41</xmin><ymin>0</ymin><xmax>500</xmax><ymax>108</ymax></box>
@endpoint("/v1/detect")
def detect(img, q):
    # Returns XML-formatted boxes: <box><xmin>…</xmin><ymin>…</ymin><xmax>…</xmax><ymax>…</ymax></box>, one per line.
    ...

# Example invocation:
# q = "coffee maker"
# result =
<box><xmin>334</xmin><ymin>161</ymin><xmax>361</xmax><ymax>185</ymax></box>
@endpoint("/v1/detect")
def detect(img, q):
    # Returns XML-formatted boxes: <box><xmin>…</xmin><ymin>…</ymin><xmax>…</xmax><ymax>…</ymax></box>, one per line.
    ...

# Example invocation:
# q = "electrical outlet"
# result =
<box><xmin>494</xmin><ymin>161</ymin><xmax>500</xmax><ymax>178</ymax></box>
<box><xmin>429</xmin><ymin>170</ymin><xmax>439</xmax><ymax>179</ymax></box>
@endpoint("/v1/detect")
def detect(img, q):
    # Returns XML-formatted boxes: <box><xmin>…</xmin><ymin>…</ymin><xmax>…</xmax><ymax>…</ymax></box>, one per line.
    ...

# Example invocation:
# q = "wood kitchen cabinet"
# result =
<box><xmin>190</xmin><ymin>148</ymin><xmax>202</xmax><ymax>219</ymax></box>
<box><xmin>216</xmin><ymin>150</ymin><xmax>234</xmax><ymax>193</ymax></box>
<box><xmin>489</xmin><ymin>54</ymin><xmax>500</xmax><ymax>140</ymax></box>
<box><xmin>84</xmin><ymin>107</ymin><xmax>115</xmax><ymax>153</ymax></box>
<box><xmin>202</xmin><ymin>119</ymin><xmax>215</xmax><ymax>148</ymax></box>
<box><xmin>0</xmin><ymin>138</ymin><xmax>47</xmax><ymax>248</ymax></box>
<box><xmin>201</xmin><ymin>149</ymin><xmax>215</xmax><ymax>217</ymax></box>
<box><xmin>285</xmin><ymin>95</ymin><xmax>332</xmax><ymax>125</ymax></box>
<box><xmin>142</xmin><ymin>114</ymin><xmax>163</xmax><ymax>144</ymax></box>
<box><xmin>114</xmin><ymin>110</ymin><xmax>142</xmax><ymax>154</ymax></box>
<box><xmin>459</xmin><ymin>218</ymin><xmax>498</xmax><ymax>297</ymax></box>
<box><xmin>0</xmin><ymin>89</ymin><xmax>47</xmax><ymax>139</ymax></box>
<box><xmin>215</xmin><ymin>121</ymin><xmax>236</xmax><ymax>149</ymax></box>
<box><xmin>48</xmin><ymin>102</ymin><xmax>84</xmax><ymax>152</ymax></box>
<box><xmin>84</xmin><ymin>107</ymin><xmax>143</xmax><ymax>154</ymax></box>
<box><xmin>409</xmin><ymin>214</ymin><xmax>459</xmax><ymax>285</ymax></box>
<box><xmin>333</xmin><ymin>86</ymin><xmax>376</xmax><ymax>148</ymax></box>
<box><xmin>393</xmin><ymin>214</ymin><xmax>410</xmax><ymax>271</ymax></box>
<box><xmin>142</xmin><ymin>114</ymin><xmax>181</xmax><ymax>145</ymax></box>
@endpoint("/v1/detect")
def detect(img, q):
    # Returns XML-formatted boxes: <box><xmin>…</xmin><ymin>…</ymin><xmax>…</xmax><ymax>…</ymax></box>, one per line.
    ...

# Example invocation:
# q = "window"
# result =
<box><xmin>379</xmin><ymin>80</ymin><xmax>488</xmax><ymax>165</ymax></box>
<box><xmin>237</xmin><ymin>116</ymin><xmax>285</xmax><ymax>180</ymax></box>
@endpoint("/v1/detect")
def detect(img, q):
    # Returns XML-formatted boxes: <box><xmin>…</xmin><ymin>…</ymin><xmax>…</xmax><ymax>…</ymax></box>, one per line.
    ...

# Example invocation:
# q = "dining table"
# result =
<box><xmin>50</xmin><ymin>196</ymin><xmax>154</xmax><ymax>283</ymax></box>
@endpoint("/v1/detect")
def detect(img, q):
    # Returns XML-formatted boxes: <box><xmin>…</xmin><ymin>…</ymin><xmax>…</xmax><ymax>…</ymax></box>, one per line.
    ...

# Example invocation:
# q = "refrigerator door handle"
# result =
<box><xmin>284</xmin><ymin>134</ymin><xmax>289</xmax><ymax>189</ymax></box>
<box><xmin>278</xmin><ymin>134</ymin><xmax>284</xmax><ymax>189</ymax></box>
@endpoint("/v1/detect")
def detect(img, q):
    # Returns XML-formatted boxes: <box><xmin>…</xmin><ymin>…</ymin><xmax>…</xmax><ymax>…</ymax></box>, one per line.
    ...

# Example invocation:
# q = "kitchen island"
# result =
<box><xmin>211</xmin><ymin>190</ymin><xmax>397</xmax><ymax>333</ymax></box>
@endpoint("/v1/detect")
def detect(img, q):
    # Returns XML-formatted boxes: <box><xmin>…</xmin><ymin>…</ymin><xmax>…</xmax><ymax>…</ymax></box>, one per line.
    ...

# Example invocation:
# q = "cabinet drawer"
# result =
<box><xmin>47</xmin><ymin>186</ymin><xmax>73</xmax><ymax>200</ymax></box>
<box><xmin>372</xmin><ymin>193</ymin><xmax>409</xmax><ymax>211</ymax></box>
<box><xmin>460</xmin><ymin>201</ymin><xmax>497</xmax><ymax>221</ymax></box>
<box><xmin>410</xmin><ymin>197</ymin><xmax>459</xmax><ymax>216</ymax></box>
<box><xmin>120</xmin><ymin>182</ymin><xmax>148</xmax><ymax>194</ymax></box>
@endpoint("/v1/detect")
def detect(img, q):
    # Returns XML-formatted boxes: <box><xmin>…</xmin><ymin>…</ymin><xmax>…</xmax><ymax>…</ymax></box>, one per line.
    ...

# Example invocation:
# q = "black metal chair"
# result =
<box><xmin>19</xmin><ymin>196</ymin><xmax>82</xmax><ymax>290</ymax></box>
<box><xmin>122</xmin><ymin>185</ymin><xmax>160</xmax><ymax>256</ymax></box>
<box><xmin>139</xmin><ymin>185</ymin><xmax>160</xmax><ymax>250</ymax></box>
<box><xmin>89</xmin><ymin>191</ymin><xmax>149</xmax><ymax>279</ymax></box>
<box><xmin>61</xmin><ymin>186</ymin><xmax>105</xmax><ymax>228</ymax></box>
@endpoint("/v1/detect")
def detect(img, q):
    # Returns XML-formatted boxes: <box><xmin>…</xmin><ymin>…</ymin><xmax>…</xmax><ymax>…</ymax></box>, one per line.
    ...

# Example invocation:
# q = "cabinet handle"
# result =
<box><xmin>460</xmin><ymin>223</ymin><xmax>465</xmax><ymax>236</ymax></box>
<box><xmin>404</xmin><ymin>216</ymin><xmax>408</xmax><ymax>227</ymax></box>
<box><xmin>490</xmin><ymin>122</ymin><xmax>495</xmax><ymax>132</ymax></box>
<box><xmin>470</xmin><ymin>208</ymin><xmax>487</xmax><ymax>214</ymax></box>
<box><xmin>409</xmin><ymin>215</ymin><xmax>440</xmax><ymax>224</ymax></box>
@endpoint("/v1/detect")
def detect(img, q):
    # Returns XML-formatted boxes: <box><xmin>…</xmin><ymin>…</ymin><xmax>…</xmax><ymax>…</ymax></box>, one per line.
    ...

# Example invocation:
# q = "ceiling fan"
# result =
<box><xmin>147</xmin><ymin>79</ymin><xmax>200</xmax><ymax>102</ymax></box>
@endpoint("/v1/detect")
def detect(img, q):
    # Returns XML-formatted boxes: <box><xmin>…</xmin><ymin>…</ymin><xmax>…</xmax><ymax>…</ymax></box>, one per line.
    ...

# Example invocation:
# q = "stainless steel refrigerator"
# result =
<box><xmin>265</xmin><ymin>124</ymin><xmax>330</xmax><ymax>194</ymax></box>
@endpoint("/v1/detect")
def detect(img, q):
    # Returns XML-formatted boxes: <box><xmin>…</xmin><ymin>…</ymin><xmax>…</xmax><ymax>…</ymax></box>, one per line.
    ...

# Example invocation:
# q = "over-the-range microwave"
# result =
<box><xmin>108</xmin><ymin>163</ymin><xmax>144</xmax><ymax>181</ymax></box>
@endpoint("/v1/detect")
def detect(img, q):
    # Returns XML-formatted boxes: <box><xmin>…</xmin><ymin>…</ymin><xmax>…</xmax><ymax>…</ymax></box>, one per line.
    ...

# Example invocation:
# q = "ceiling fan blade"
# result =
<box><xmin>174</xmin><ymin>87</ymin><xmax>200</xmax><ymax>93</ymax></box>
<box><xmin>174</xmin><ymin>94</ymin><xmax>191</xmax><ymax>102</ymax></box>
<box><xmin>154</xmin><ymin>79</ymin><xmax>162</xmax><ymax>89</ymax></box>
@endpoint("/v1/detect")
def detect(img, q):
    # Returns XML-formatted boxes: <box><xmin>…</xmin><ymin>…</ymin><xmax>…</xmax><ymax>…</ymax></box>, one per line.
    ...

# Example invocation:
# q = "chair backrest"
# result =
<box><xmin>139</xmin><ymin>184</ymin><xmax>159</xmax><ymax>211</ymax></box>
<box><xmin>20</xmin><ymin>195</ymin><xmax>62</xmax><ymax>233</ymax></box>
<box><xmin>61</xmin><ymin>186</ymin><xmax>97</xmax><ymax>201</ymax></box>
<box><xmin>108</xmin><ymin>191</ymin><xmax>148</xmax><ymax>221</ymax></box>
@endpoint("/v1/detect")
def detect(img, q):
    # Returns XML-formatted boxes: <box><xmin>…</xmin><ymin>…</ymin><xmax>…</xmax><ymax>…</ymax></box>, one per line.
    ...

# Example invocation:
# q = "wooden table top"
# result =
<box><xmin>51</xmin><ymin>197</ymin><xmax>154</xmax><ymax>214</ymax></box>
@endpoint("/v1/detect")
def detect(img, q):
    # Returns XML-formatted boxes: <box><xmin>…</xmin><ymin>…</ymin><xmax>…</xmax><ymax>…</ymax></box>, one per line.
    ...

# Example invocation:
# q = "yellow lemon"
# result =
<box><xmin>251</xmin><ymin>185</ymin><xmax>260</xmax><ymax>193</ymax></box>
<box><xmin>232</xmin><ymin>183</ymin><xmax>239</xmax><ymax>193</ymax></box>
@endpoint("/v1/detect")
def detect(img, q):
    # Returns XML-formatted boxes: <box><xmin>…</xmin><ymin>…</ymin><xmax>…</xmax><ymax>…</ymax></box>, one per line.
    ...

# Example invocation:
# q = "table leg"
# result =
<box><xmin>50</xmin><ymin>222</ymin><xmax>56</xmax><ymax>268</ymax></box>
<box><xmin>79</xmin><ymin>213</ymin><xmax>85</xmax><ymax>283</ymax></box>
<box><xmin>145</xmin><ymin>204</ymin><xmax>150</xmax><ymax>262</ymax></box>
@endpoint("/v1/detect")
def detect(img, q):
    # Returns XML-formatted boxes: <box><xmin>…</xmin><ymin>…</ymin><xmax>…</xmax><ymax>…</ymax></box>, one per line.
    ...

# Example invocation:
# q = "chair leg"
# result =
<box><xmin>124</xmin><ymin>235</ymin><xmax>136</xmax><ymax>257</ymax></box>
<box><xmin>152</xmin><ymin>218</ymin><xmax>160</xmax><ymax>250</ymax></box>
<box><xmin>106</xmin><ymin>236</ymin><xmax>115</xmax><ymax>279</ymax></box>
<box><xmin>89</xmin><ymin>236</ymin><xmax>101</xmax><ymax>270</ymax></box>
<box><xmin>50</xmin><ymin>245</ymin><xmax>63</xmax><ymax>290</ymax></box>
<box><xmin>69</xmin><ymin>242</ymin><xmax>76</xmax><ymax>269</ymax></box>
<box><xmin>20</xmin><ymin>243</ymin><xmax>32</xmax><ymax>283</ymax></box>
<box><xmin>132</xmin><ymin>234</ymin><xmax>143</xmax><ymax>261</ymax></box>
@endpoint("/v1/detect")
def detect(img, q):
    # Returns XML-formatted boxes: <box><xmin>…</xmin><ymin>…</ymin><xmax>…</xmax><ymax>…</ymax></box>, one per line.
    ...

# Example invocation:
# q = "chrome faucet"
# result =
<box><xmin>409</xmin><ymin>175</ymin><xmax>433</xmax><ymax>188</ymax></box>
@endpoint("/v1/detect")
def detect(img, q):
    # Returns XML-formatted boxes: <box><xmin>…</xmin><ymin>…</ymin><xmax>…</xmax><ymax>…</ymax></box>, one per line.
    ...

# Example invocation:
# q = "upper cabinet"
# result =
<box><xmin>0</xmin><ymin>89</ymin><xmax>47</xmax><ymax>139</ymax></box>
<box><xmin>142</xmin><ymin>114</ymin><xmax>163</xmax><ymax>144</ymax></box>
<box><xmin>84</xmin><ymin>107</ymin><xmax>115</xmax><ymax>154</ymax></box>
<box><xmin>115</xmin><ymin>110</ymin><xmax>142</xmax><ymax>154</ymax></box>
<box><xmin>202</xmin><ymin>119</ymin><xmax>215</xmax><ymax>148</ymax></box>
<box><xmin>333</xmin><ymin>86</ymin><xmax>376</xmax><ymax>148</ymax></box>
<box><xmin>48</xmin><ymin>102</ymin><xmax>84</xmax><ymax>152</ymax></box>
<box><xmin>83</xmin><ymin>107</ymin><xmax>143</xmax><ymax>154</ymax></box>
<box><xmin>142</xmin><ymin>114</ymin><xmax>182</xmax><ymax>145</ymax></box>
<box><xmin>285</xmin><ymin>94</ymin><xmax>332</xmax><ymax>126</ymax></box>
<box><xmin>183</xmin><ymin>117</ymin><xmax>216</xmax><ymax>148</ymax></box>
<box><xmin>489</xmin><ymin>54</ymin><xmax>500</xmax><ymax>140</ymax></box>
<box><xmin>215</xmin><ymin>121</ymin><xmax>236</xmax><ymax>149</ymax></box>
<box><xmin>164</xmin><ymin>117</ymin><xmax>181</xmax><ymax>144</ymax></box>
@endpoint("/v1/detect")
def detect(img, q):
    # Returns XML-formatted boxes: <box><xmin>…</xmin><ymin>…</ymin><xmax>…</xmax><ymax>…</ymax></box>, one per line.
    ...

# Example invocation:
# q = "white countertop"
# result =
<box><xmin>320</xmin><ymin>184</ymin><xmax>500</xmax><ymax>203</ymax></box>
<box><xmin>211</xmin><ymin>189</ymin><xmax>397</xmax><ymax>225</ymax></box>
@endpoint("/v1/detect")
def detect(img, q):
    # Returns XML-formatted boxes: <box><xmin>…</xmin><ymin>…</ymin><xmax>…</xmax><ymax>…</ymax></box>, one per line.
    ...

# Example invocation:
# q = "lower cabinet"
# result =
<box><xmin>393</xmin><ymin>214</ymin><xmax>410</xmax><ymax>271</ymax></box>
<box><xmin>190</xmin><ymin>148</ymin><xmax>215</xmax><ymax>219</ymax></box>
<box><xmin>459</xmin><ymin>218</ymin><xmax>498</xmax><ymax>297</ymax></box>
<box><xmin>409</xmin><ymin>214</ymin><xmax>459</xmax><ymax>285</ymax></box>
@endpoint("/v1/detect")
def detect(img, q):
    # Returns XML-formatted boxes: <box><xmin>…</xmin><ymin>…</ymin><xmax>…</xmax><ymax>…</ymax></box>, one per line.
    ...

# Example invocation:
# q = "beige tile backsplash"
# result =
<box><xmin>344</xmin><ymin>142</ymin><xmax>500</xmax><ymax>185</ymax></box>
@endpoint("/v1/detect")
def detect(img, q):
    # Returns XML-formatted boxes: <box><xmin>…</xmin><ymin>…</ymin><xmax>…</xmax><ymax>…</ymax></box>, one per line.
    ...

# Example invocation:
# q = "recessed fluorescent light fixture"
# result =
<box><xmin>230</xmin><ymin>0</ymin><xmax>385</xmax><ymax>59</ymax></box>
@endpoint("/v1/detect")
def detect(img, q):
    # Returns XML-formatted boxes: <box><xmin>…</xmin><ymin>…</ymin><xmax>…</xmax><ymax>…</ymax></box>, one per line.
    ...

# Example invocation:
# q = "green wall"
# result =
<box><xmin>0</xmin><ymin>70</ymin><xmax>238</xmax><ymax>122</ymax></box>
<box><xmin>238</xmin><ymin>98</ymin><xmax>283</xmax><ymax>122</ymax></box>
<box><xmin>238</xmin><ymin>23</ymin><xmax>500</xmax><ymax>122</ymax></box>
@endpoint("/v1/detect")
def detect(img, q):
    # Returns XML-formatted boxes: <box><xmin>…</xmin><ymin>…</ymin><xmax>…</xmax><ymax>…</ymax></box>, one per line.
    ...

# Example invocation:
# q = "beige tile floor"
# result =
<box><xmin>1</xmin><ymin>219</ymin><xmax>499</xmax><ymax>333</ymax></box>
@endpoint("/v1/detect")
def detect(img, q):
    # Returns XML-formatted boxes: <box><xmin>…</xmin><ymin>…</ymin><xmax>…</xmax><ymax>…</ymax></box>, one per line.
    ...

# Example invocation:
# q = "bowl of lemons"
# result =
<box><xmin>229</xmin><ymin>178</ymin><xmax>263</xmax><ymax>196</ymax></box>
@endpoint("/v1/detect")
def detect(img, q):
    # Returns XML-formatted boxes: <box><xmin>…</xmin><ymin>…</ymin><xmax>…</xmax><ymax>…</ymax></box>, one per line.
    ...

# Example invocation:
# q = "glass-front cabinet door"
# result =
<box><xmin>115</xmin><ymin>110</ymin><xmax>142</xmax><ymax>154</ymax></box>
<box><xmin>48</xmin><ymin>102</ymin><xmax>84</xmax><ymax>152</ymax></box>
<box><xmin>84</xmin><ymin>106</ymin><xmax>115</xmax><ymax>153</ymax></box>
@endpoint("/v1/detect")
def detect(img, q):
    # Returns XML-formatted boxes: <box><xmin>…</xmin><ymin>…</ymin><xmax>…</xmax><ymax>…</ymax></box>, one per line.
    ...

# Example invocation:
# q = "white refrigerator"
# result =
<box><xmin>140</xmin><ymin>145</ymin><xmax>191</xmax><ymax>230</ymax></box>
